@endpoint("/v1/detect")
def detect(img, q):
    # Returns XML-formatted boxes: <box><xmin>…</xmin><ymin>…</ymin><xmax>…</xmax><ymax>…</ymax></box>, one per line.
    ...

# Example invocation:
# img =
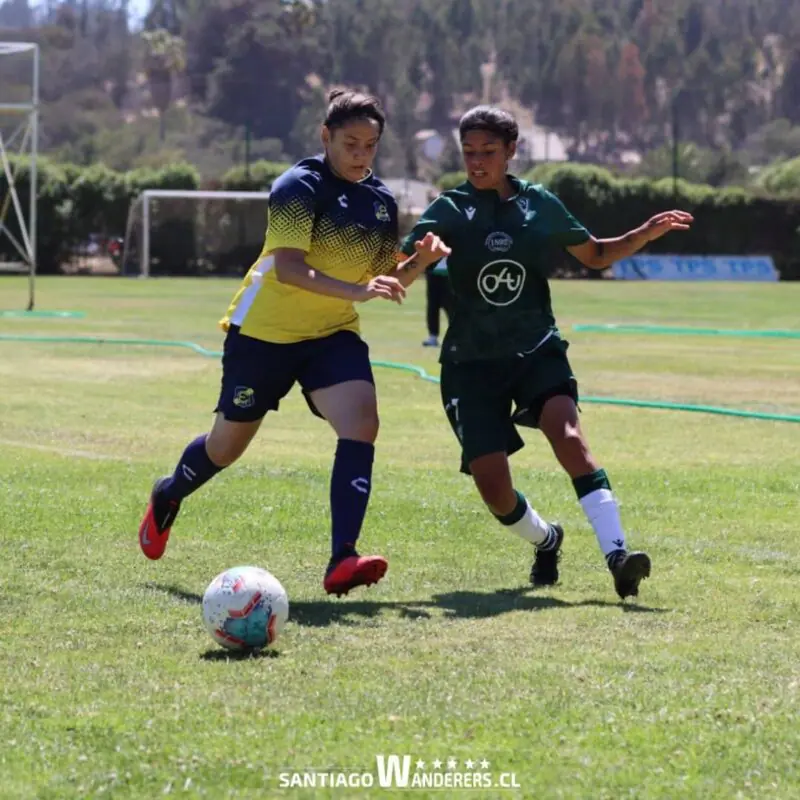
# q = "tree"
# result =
<box><xmin>142</xmin><ymin>27</ymin><xmax>186</xmax><ymax>140</ymax></box>
<box><xmin>616</xmin><ymin>42</ymin><xmax>648</xmax><ymax>142</ymax></box>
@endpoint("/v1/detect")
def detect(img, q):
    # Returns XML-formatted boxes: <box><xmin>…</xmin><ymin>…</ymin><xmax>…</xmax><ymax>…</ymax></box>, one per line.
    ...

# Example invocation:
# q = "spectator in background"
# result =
<box><xmin>422</xmin><ymin>189</ymin><xmax>454</xmax><ymax>347</ymax></box>
<box><xmin>422</xmin><ymin>256</ymin><xmax>452</xmax><ymax>347</ymax></box>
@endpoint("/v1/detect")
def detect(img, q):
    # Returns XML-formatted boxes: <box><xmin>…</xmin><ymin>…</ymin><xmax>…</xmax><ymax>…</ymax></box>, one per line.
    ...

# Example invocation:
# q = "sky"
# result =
<box><xmin>127</xmin><ymin>0</ymin><xmax>148</xmax><ymax>23</ymax></box>
<box><xmin>31</xmin><ymin>1</ymin><xmax>151</xmax><ymax>25</ymax></box>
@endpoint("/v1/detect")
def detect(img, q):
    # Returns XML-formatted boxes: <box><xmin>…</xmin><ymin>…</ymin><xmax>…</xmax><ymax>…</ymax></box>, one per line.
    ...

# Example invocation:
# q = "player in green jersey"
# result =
<box><xmin>398</xmin><ymin>106</ymin><xmax>693</xmax><ymax>599</ymax></box>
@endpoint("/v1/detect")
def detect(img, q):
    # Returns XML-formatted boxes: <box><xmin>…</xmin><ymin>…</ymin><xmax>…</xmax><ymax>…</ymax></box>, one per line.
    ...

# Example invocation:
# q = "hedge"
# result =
<box><xmin>0</xmin><ymin>156</ymin><xmax>200</xmax><ymax>274</ymax></box>
<box><xmin>2</xmin><ymin>157</ymin><xmax>799</xmax><ymax>278</ymax></box>
<box><xmin>220</xmin><ymin>160</ymin><xmax>291</xmax><ymax>191</ymax></box>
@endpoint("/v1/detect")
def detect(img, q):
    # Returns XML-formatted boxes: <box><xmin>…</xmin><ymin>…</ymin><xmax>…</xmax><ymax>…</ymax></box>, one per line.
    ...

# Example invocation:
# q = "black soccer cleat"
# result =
<box><xmin>607</xmin><ymin>550</ymin><xmax>651</xmax><ymax>600</ymax></box>
<box><xmin>529</xmin><ymin>524</ymin><xmax>564</xmax><ymax>587</ymax></box>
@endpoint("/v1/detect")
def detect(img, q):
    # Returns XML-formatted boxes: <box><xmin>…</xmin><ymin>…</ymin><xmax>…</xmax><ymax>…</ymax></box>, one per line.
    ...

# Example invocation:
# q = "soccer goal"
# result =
<box><xmin>0</xmin><ymin>41</ymin><xmax>39</xmax><ymax>311</ymax></box>
<box><xmin>123</xmin><ymin>190</ymin><xmax>272</xmax><ymax>278</ymax></box>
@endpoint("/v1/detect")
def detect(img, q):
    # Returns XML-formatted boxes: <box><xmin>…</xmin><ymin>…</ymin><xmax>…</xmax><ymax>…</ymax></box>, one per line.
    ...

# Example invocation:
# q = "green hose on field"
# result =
<box><xmin>1</xmin><ymin>333</ymin><xmax>798</xmax><ymax>425</ymax></box>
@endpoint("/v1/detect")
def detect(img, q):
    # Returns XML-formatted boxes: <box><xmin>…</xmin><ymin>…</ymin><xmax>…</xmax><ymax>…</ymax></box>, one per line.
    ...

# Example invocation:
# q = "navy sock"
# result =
<box><xmin>330</xmin><ymin>439</ymin><xmax>375</xmax><ymax>562</ymax></box>
<box><xmin>160</xmin><ymin>435</ymin><xmax>223</xmax><ymax>502</ymax></box>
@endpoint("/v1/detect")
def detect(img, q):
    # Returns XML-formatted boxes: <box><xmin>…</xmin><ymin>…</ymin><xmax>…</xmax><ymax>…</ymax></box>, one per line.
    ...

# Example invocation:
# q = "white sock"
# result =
<box><xmin>503</xmin><ymin>499</ymin><xmax>551</xmax><ymax>546</ymax></box>
<box><xmin>579</xmin><ymin>488</ymin><xmax>626</xmax><ymax>560</ymax></box>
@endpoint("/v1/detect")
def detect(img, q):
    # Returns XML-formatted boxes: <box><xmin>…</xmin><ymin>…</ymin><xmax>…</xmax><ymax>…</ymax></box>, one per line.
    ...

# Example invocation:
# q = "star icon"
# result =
<box><xmin>415</xmin><ymin>760</ymin><xmax>425</xmax><ymax>771</ymax></box>
<box><xmin>480</xmin><ymin>759</ymin><xmax>490</xmax><ymax>769</ymax></box>
<box><xmin>433</xmin><ymin>759</ymin><xmax>443</xmax><ymax>769</ymax></box>
<box><xmin>465</xmin><ymin>759</ymin><xmax>475</xmax><ymax>769</ymax></box>
<box><xmin>447</xmin><ymin>758</ymin><xmax>457</xmax><ymax>770</ymax></box>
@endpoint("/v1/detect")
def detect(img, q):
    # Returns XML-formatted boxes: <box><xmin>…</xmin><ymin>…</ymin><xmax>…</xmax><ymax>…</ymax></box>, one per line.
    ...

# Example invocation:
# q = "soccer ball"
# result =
<box><xmin>202</xmin><ymin>566</ymin><xmax>289</xmax><ymax>650</ymax></box>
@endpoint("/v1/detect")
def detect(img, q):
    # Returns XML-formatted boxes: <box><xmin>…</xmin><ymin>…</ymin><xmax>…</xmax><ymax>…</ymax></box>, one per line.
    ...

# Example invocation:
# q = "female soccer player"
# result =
<box><xmin>137</xmin><ymin>89</ymin><xmax>448</xmax><ymax>596</ymax></box>
<box><xmin>399</xmin><ymin>106</ymin><xmax>693</xmax><ymax>599</ymax></box>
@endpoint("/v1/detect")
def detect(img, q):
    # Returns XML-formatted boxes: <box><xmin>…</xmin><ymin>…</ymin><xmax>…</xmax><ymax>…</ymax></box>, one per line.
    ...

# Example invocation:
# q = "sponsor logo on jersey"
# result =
<box><xmin>477</xmin><ymin>259</ymin><xmax>526</xmax><ymax>306</ymax></box>
<box><xmin>485</xmin><ymin>231</ymin><xmax>513</xmax><ymax>253</ymax></box>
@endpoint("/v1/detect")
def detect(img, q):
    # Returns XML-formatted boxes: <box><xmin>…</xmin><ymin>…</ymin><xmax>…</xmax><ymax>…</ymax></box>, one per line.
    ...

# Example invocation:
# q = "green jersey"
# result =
<box><xmin>401</xmin><ymin>176</ymin><xmax>590</xmax><ymax>363</ymax></box>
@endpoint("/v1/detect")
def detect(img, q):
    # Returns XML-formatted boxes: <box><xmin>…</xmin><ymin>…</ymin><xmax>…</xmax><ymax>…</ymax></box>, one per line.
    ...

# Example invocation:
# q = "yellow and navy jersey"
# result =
<box><xmin>221</xmin><ymin>155</ymin><xmax>399</xmax><ymax>343</ymax></box>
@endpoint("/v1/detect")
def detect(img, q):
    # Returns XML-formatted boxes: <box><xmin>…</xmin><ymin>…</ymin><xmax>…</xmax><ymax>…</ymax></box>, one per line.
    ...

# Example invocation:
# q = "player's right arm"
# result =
<box><xmin>394</xmin><ymin>196</ymin><xmax>457</xmax><ymax>286</ymax></box>
<box><xmin>274</xmin><ymin>248</ymin><xmax>405</xmax><ymax>303</ymax></box>
<box><xmin>268</xmin><ymin>167</ymin><xmax>405</xmax><ymax>304</ymax></box>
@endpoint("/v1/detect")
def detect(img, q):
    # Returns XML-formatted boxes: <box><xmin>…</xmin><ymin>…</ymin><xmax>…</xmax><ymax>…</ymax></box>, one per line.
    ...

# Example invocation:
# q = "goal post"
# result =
<box><xmin>124</xmin><ymin>189</ymin><xmax>272</xmax><ymax>279</ymax></box>
<box><xmin>0</xmin><ymin>41</ymin><xmax>39</xmax><ymax>310</ymax></box>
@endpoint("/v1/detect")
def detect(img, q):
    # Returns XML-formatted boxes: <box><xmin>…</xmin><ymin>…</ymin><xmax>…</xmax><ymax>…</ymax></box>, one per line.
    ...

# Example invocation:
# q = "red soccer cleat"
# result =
<box><xmin>138</xmin><ymin>478</ymin><xmax>181</xmax><ymax>561</ymax></box>
<box><xmin>323</xmin><ymin>554</ymin><xmax>388</xmax><ymax>597</ymax></box>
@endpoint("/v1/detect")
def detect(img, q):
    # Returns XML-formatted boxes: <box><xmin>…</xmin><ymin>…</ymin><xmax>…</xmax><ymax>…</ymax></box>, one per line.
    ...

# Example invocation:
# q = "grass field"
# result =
<box><xmin>1</xmin><ymin>276</ymin><xmax>799</xmax><ymax>799</ymax></box>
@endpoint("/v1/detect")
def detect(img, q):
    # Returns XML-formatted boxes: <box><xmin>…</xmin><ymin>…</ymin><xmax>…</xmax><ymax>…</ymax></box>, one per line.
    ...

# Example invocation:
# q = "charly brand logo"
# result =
<box><xmin>484</xmin><ymin>231</ymin><xmax>513</xmax><ymax>253</ymax></box>
<box><xmin>477</xmin><ymin>259</ymin><xmax>526</xmax><ymax>306</ymax></box>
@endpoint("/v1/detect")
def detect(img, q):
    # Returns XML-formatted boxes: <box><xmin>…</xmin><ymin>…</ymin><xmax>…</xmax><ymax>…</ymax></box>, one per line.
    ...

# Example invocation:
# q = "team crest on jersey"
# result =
<box><xmin>374</xmin><ymin>201</ymin><xmax>390</xmax><ymax>222</ymax></box>
<box><xmin>477</xmin><ymin>259</ymin><xmax>527</xmax><ymax>306</ymax></box>
<box><xmin>517</xmin><ymin>197</ymin><xmax>529</xmax><ymax>214</ymax></box>
<box><xmin>485</xmin><ymin>231</ymin><xmax>513</xmax><ymax>253</ymax></box>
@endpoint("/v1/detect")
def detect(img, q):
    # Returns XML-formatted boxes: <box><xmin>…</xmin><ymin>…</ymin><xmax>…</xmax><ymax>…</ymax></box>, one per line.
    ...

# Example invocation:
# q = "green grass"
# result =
<box><xmin>1</xmin><ymin>277</ymin><xmax>799</xmax><ymax>799</ymax></box>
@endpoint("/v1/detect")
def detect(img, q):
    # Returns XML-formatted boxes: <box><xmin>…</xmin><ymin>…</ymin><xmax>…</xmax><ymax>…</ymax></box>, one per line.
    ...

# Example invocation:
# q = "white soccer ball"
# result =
<box><xmin>202</xmin><ymin>566</ymin><xmax>289</xmax><ymax>650</ymax></box>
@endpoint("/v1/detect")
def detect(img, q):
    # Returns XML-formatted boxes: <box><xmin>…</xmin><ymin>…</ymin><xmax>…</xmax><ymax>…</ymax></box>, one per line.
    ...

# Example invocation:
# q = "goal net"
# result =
<box><xmin>0</xmin><ymin>42</ymin><xmax>39</xmax><ymax>311</ymax></box>
<box><xmin>122</xmin><ymin>190</ymin><xmax>271</xmax><ymax>278</ymax></box>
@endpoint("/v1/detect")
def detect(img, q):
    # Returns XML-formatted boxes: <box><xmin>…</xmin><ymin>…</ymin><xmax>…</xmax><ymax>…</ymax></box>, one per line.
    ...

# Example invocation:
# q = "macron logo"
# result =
<box><xmin>465</xmin><ymin>207</ymin><xmax>476</xmax><ymax>220</ymax></box>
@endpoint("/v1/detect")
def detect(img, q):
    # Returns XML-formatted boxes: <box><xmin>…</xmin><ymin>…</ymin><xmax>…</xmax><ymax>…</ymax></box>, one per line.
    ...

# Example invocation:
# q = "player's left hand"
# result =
<box><xmin>414</xmin><ymin>231</ymin><xmax>451</xmax><ymax>266</ymax></box>
<box><xmin>643</xmin><ymin>210</ymin><xmax>694</xmax><ymax>242</ymax></box>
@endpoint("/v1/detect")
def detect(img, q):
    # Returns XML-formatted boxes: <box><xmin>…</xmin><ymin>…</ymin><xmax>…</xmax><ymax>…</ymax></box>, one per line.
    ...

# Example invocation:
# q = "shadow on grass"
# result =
<box><xmin>148</xmin><ymin>582</ymin><xmax>668</xmax><ymax>631</ymax></box>
<box><xmin>200</xmin><ymin>648</ymin><xmax>280</xmax><ymax>662</ymax></box>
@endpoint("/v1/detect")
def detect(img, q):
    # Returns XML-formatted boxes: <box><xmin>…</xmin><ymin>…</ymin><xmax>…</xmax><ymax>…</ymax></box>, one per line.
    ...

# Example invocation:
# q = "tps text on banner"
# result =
<box><xmin>611</xmin><ymin>255</ymin><xmax>779</xmax><ymax>282</ymax></box>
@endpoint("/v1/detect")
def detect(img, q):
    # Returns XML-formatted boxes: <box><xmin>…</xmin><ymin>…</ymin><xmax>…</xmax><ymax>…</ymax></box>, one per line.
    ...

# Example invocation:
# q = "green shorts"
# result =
<box><xmin>439</xmin><ymin>336</ymin><xmax>579</xmax><ymax>475</ymax></box>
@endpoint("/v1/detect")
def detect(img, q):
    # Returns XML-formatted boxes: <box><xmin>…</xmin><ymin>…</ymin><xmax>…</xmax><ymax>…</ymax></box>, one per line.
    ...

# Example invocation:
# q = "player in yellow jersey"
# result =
<box><xmin>138</xmin><ymin>89</ymin><xmax>449</xmax><ymax>596</ymax></box>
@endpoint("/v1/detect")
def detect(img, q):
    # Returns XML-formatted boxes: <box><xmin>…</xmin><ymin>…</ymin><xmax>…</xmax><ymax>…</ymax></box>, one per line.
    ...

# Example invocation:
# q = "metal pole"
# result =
<box><xmin>244</xmin><ymin>121</ymin><xmax>251</xmax><ymax>181</ymax></box>
<box><xmin>671</xmin><ymin>97</ymin><xmax>679</xmax><ymax>202</ymax></box>
<box><xmin>28</xmin><ymin>44</ymin><xmax>39</xmax><ymax>311</ymax></box>
<box><xmin>142</xmin><ymin>193</ymin><xmax>150</xmax><ymax>278</ymax></box>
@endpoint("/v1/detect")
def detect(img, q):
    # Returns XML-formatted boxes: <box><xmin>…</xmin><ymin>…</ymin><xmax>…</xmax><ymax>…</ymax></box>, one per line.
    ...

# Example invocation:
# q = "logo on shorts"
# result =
<box><xmin>233</xmin><ymin>386</ymin><xmax>255</xmax><ymax>409</ymax></box>
<box><xmin>477</xmin><ymin>259</ymin><xmax>526</xmax><ymax>306</ymax></box>
<box><xmin>374</xmin><ymin>201</ymin><xmax>390</xmax><ymax>222</ymax></box>
<box><xmin>485</xmin><ymin>231</ymin><xmax>513</xmax><ymax>253</ymax></box>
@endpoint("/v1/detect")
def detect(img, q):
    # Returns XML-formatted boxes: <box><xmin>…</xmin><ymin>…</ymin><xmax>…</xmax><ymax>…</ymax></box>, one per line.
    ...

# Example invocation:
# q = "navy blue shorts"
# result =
<box><xmin>215</xmin><ymin>326</ymin><xmax>375</xmax><ymax>422</ymax></box>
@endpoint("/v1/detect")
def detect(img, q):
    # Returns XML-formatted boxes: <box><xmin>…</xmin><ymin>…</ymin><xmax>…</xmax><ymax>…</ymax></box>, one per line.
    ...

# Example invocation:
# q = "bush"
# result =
<box><xmin>221</xmin><ymin>160</ymin><xmax>291</xmax><ymax>191</ymax></box>
<box><xmin>0</xmin><ymin>159</ymin><xmax>200</xmax><ymax>274</ymax></box>
<box><xmin>524</xmin><ymin>165</ymin><xmax>800</xmax><ymax>279</ymax></box>
<box><xmin>436</xmin><ymin>171</ymin><xmax>467</xmax><ymax>191</ymax></box>
<box><xmin>754</xmin><ymin>156</ymin><xmax>800</xmax><ymax>196</ymax></box>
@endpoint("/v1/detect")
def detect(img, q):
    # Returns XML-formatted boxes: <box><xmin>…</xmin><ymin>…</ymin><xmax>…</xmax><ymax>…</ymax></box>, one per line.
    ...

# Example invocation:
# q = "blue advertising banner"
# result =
<box><xmin>612</xmin><ymin>255</ymin><xmax>779</xmax><ymax>282</ymax></box>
